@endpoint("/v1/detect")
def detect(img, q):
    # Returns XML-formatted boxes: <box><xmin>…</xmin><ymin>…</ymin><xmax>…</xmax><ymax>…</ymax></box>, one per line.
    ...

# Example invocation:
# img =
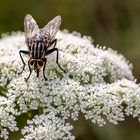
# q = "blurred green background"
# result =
<box><xmin>0</xmin><ymin>0</ymin><xmax>140</xmax><ymax>139</ymax></box>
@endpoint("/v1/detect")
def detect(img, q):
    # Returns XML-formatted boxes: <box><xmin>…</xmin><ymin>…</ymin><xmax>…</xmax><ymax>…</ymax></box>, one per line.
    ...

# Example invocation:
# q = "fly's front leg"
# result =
<box><xmin>43</xmin><ymin>58</ymin><xmax>47</xmax><ymax>80</ymax></box>
<box><xmin>18</xmin><ymin>50</ymin><xmax>29</xmax><ymax>74</ymax></box>
<box><xmin>46</xmin><ymin>48</ymin><xmax>66</xmax><ymax>73</ymax></box>
<box><xmin>25</xmin><ymin>60</ymin><xmax>32</xmax><ymax>81</ymax></box>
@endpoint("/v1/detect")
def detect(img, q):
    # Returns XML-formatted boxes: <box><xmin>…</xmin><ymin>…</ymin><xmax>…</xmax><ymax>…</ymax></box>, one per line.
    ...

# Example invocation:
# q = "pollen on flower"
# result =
<box><xmin>0</xmin><ymin>30</ymin><xmax>140</xmax><ymax>140</ymax></box>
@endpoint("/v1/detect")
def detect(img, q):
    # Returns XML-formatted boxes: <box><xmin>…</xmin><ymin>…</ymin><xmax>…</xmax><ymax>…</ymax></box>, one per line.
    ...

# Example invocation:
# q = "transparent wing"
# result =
<box><xmin>24</xmin><ymin>14</ymin><xmax>39</xmax><ymax>39</ymax></box>
<box><xmin>40</xmin><ymin>15</ymin><xmax>61</xmax><ymax>40</ymax></box>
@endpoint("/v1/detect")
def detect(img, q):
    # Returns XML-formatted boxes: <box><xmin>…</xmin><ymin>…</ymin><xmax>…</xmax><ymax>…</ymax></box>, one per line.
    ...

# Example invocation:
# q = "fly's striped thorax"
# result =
<box><xmin>30</xmin><ymin>41</ymin><xmax>46</xmax><ymax>59</ymax></box>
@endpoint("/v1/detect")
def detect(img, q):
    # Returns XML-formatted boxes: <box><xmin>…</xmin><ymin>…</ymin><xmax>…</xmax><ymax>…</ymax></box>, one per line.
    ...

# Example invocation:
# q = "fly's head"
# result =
<box><xmin>29</xmin><ymin>58</ymin><xmax>45</xmax><ymax>71</ymax></box>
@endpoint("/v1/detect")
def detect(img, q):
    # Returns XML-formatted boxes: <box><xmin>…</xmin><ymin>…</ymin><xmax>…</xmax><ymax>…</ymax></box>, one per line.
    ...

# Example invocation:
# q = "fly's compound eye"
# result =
<box><xmin>38</xmin><ymin>60</ymin><xmax>44</xmax><ymax>67</ymax></box>
<box><xmin>29</xmin><ymin>59</ymin><xmax>34</xmax><ymax>66</ymax></box>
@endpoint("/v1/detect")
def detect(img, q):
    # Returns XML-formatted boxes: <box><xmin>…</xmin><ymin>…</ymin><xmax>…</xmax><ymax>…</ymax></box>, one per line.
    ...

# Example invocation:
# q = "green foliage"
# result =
<box><xmin>0</xmin><ymin>86</ymin><xmax>7</xmax><ymax>97</ymax></box>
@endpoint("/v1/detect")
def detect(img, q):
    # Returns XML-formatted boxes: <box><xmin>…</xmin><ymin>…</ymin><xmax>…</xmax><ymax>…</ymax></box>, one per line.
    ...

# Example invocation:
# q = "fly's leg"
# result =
<box><xmin>36</xmin><ymin>69</ymin><xmax>39</xmax><ymax>78</ymax></box>
<box><xmin>46</xmin><ymin>48</ymin><xmax>66</xmax><ymax>73</ymax></box>
<box><xmin>25</xmin><ymin>60</ymin><xmax>32</xmax><ymax>81</ymax></box>
<box><xmin>43</xmin><ymin>58</ymin><xmax>47</xmax><ymax>80</ymax></box>
<box><xmin>49</xmin><ymin>39</ymin><xmax>57</xmax><ymax>48</ymax></box>
<box><xmin>18</xmin><ymin>50</ymin><xmax>29</xmax><ymax>74</ymax></box>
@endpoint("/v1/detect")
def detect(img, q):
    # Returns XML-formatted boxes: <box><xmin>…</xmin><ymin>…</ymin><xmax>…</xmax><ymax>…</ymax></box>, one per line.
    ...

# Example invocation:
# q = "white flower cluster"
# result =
<box><xmin>21</xmin><ymin>114</ymin><xmax>74</xmax><ymax>140</ymax></box>
<box><xmin>0</xmin><ymin>30</ymin><xmax>140</xmax><ymax>140</ymax></box>
<box><xmin>0</xmin><ymin>97</ymin><xmax>19</xmax><ymax>140</ymax></box>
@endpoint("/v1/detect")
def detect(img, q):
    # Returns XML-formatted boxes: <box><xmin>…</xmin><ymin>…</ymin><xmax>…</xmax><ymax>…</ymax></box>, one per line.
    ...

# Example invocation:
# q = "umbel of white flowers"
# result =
<box><xmin>0</xmin><ymin>30</ymin><xmax>140</xmax><ymax>140</ymax></box>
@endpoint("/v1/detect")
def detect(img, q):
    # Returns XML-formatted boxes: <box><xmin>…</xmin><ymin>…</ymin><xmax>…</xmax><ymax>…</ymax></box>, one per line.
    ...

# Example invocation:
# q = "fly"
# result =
<box><xmin>19</xmin><ymin>14</ymin><xmax>66</xmax><ymax>81</ymax></box>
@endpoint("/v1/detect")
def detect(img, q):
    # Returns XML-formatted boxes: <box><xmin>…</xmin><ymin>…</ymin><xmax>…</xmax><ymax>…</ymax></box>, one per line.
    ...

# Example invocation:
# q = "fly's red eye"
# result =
<box><xmin>38</xmin><ymin>60</ymin><xmax>44</xmax><ymax>67</ymax></box>
<box><xmin>29</xmin><ymin>59</ymin><xmax>34</xmax><ymax>66</ymax></box>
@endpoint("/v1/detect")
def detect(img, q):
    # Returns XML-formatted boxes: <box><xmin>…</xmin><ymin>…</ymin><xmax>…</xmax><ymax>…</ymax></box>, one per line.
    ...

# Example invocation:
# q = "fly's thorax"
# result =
<box><xmin>29</xmin><ymin>40</ymin><xmax>46</xmax><ymax>59</ymax></box>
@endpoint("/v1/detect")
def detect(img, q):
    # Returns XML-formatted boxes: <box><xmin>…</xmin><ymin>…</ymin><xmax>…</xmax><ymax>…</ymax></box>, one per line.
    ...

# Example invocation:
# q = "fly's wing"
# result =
<box><xmin>40</xmin><ymin>15</ymin><xmax>61</xmax><ymax>43</ymax></box>
<box><xmin>24</xmin><ymin>14</ymin><xmax>39</xmax><ymax>46</ymax></box>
